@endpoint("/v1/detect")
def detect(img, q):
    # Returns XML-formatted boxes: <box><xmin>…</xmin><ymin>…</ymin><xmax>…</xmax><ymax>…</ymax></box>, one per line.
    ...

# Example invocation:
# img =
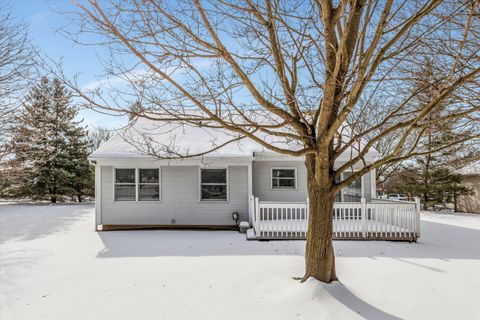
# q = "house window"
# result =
<box><xmin>139</xmin><ymin>169</ymin><xmax>160</xmax><ymax>201</ymax></box>
<box><xmin>115</xmin><ymin>169</ymin><xmax>136</xmax><ymax>201</ymax></box>
<box><xmin>201</xmin><ymin>169</ymin><xmax>227</xmax><ymax>200</ymax></box>
<box><xmin>271</xmin><ymin>168</ymin><xmax>296</xmax><ymax>189</ymax></box>
<box><xmin>342</xmin><ymin>172</ymin><xmax>362</xmax><ymax>202</ymax></box>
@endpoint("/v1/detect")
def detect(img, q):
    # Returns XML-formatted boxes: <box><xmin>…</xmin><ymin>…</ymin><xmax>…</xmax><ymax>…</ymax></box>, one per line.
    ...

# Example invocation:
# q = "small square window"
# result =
<box><xmin>272</xmin><ymin>168</ymin><xmax>296</xmax><ymax>189</ymax></box>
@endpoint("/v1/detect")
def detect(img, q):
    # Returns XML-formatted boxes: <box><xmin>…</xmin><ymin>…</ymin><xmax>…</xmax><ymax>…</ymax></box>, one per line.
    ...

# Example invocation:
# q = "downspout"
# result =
<box><xmin>90</xmin><ymin>160</ymin><xmax>101</xmax><ymax>231</ymax></box>
<box><xmin>247</xmin><ymin>152</ymin><xmax>255</xmax><ymax>225</ymax></box>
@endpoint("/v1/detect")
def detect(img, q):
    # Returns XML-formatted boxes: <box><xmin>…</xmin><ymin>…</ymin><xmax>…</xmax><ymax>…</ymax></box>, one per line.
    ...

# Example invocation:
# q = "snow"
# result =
<box><xmin>89</xmin><ymin>114</ymin><xmax>294</xmax><ymax>159</ymax></box>
<box><xmin>1</xmin><ymin>204</ymin><xmax>479</xmax><ymax>320</ymax></box>
<box><xmin>456</xmin><ymin>160</ymin><xmax>480</xmax><ymax>176</ymax></box>
<box><xmin>90</xmin><ymin>114</ymin><xmax>379</xmax><ymax>160</ymax></box>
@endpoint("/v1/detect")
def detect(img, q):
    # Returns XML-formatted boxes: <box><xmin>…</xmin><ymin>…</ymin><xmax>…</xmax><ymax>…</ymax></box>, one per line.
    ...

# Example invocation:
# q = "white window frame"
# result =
<box><xmin>338</xmin><ymin>171</ymin><xmax>364</xmax><ymax>202</ymax></box>
<box><xmin>113</xmin><ymin>167</ymin><xmax>161</xmax><ymax>202</ymax></box>
<box><xmin>199</xmin><ymin>167</ymin><xmax>229</xmax><ymax>202</ymax></box>
<box><xmin>271</xmin><ymin>167</ymin><xmax>297</xmax><ymax>190</ymax></box>
<box><xmin>138</xmin><ymin>168</ymin><xmax>162</xmax><ymax>202</ymax></box>
<box><xmin>114</xmin><ymin>168</ymin><xmax>137</xmax><ymax>202</ymax></box>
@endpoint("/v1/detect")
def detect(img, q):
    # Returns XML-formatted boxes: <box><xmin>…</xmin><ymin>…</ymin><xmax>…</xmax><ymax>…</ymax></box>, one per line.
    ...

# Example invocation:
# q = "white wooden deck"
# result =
<box><xmin>249</xmin><ymin>197</ymin><xmax>421</xmax><ymax>241</ymax></box>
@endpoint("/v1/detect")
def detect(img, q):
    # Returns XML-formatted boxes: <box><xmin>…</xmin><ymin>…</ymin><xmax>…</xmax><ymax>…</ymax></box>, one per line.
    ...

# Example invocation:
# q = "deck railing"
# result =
<box><xmin>249</xmin><ymin>196</ymin><xmax>420</xmax><ymax>241</ymax></box>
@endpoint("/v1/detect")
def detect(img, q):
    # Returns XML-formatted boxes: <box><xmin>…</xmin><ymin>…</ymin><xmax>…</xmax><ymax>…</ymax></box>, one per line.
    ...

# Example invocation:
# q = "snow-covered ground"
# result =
<box><xmin>1</xmin><ymin>204</ymin><xmax>479</xmax><ymax>320</ymax></box>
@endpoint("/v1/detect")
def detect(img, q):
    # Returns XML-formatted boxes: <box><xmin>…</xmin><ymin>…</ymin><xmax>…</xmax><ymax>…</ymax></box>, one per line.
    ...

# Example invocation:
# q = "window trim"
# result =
<box><xmin>199</xmin><ymin>167</ymin><xmax>229</xmax><ymax>202</ymax></box>
<box><xmin>113</xmin><ymin>167</ymin><xmax>161</xmax><ymax>202</ymax></box>
<box><xmin>270</xmin><ymin>167</ymin><xmax>297</xmax><ymax>190</ymax></box>
<box><xmin>338</xmin><ymin>171</ymin><xmax>364</xmax><ymax>203</ymax></box>
<box><xmin>113</xmin><ymin>168</ymin><xmax>137</xmax><ymax>202</ymax></box>
<box><xmin>138</xmin><ymin>168</ymin><xmax>161</xmax><ymax>202</ymax></box>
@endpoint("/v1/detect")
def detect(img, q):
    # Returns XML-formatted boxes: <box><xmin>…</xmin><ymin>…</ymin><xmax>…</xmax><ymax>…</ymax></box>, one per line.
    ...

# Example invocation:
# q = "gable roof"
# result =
<box><xmin>89</xmin><ymin>114</ymin><xmax>379</xmax><ymax>160</ymax></box>
<box><xmin>90</xmin><ymin>116</ymin><xmax>277</xmax><ymax>159</ymax></box>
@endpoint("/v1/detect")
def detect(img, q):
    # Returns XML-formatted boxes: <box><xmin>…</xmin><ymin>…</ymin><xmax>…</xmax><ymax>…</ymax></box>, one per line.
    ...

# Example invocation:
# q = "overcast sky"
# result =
<box><xmin>6</xmin><ymin>0</ymin><xmax>127</xmax><ymax>130</ymax></box>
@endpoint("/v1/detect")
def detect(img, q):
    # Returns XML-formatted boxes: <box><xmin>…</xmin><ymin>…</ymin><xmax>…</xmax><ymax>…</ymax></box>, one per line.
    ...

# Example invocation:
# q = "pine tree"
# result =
<box><xmin>8</xmin><ymin>77</ymin><xmax>52</xmax><ymax>198</ymax></box>
<box><xmin>66</xmin><ymin>121</ymin><xmax>94</xmax><ymax>202</ymax></box>
<box><xmin>8</xmin><ymin>77</ymin><xmax>94</xmax><ymax>202</ymax></box>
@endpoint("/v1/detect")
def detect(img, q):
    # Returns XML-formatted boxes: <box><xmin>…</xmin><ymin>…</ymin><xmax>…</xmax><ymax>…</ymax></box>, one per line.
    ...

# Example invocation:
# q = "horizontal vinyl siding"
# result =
<box><xmin>253</xmin><ymin>161</ymin><xmax>308</xmax><ymax>202</ymax></box>
<box><xmin>363</xmin><ymin>171</ymin><xmax>372</xmax><ymax>201</ymax></box>
<box><xmin>252</xmin><ymin>161</ymin><xmax>374</xmax><ymax>202</ymax></box>
<box><xmin>100</xmin><ymin>166</ymin><xmax>248</xmax><ymax>225</ymax></box>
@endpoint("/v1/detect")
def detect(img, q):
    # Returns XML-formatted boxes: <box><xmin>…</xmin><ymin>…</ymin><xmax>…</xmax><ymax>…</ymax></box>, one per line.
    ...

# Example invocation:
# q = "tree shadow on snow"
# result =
<box><xmin>0</xmin><ymin>204</ymin><xmax>93</xmax><ymax>243</ymax></box>
<box><xmin>322</xmin><ymin>282</ymin><xmax>402</xmax><ymax>320</ymax></box>
<box><xmin>96</xmin><ymin>220</ymin><xmax>480</xmax><ymax>260</ymax></box>
<box><xmin>96</xmin><ymin>230</ymin><xmax>306</xmax><ymax>258</ymax></box>
<box><xmin>335</xmin><ymin>220</ymin><xmax>480</xmax><ymax>260</ymax></box>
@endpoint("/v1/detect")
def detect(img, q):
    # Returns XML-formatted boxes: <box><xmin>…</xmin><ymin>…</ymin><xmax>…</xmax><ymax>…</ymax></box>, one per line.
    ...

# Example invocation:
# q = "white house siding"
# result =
<box><xmin>363</xmin><ymin>171</ymin><xmax>373</xmax><ymax>201</ymax></box>
<box><xmin>100</xmin><ymin>165</ymin><xmax>249</xmax><ymax>226</ymax></box>
<box><xmin>252</xmin><ymin>160</ymin><xmax>373</xmax><ymax>202</ymax></box>
<box><xmin>253</xmin><ymin>161</ymin><xmax>308</xmax><ymax>202</ymax></box>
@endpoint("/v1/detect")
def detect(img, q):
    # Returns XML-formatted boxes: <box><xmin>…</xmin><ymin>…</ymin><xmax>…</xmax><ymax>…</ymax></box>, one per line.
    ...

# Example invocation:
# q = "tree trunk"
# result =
<box><xmin>302</xmin><ymin>154</ymin><xmax>337</xmax><ymax>283</ymax></box>
<box><xmin>76</xmin><ymin>186</ymin><xmax>83</xmax><ymax>203</ymax></box>
<box><xmin>422</xmin><ymin>192</ymin><xmax>429</xmax><ymax>211</ymax></box>
<box><xmin>51</xmin><ymin>195</ymin><xmax>57</xmax><ymax>203</ymax></box>
<box><xmin>453</xmin><ymin>190</ymin><xmax>457</xmax><ymax>212</ymax></box>
<box><xmin>423</xmin><ymin>153</ymin><xmax>431</xmax><ymax>211</ymax></box>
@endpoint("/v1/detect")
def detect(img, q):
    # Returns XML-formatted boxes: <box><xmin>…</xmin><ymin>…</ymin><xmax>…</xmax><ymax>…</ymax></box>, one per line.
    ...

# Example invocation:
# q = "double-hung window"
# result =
<box><xmin>334</xmin><ymin>171</ymin><xmax>362</xmax><ymax>202</ymax></box>
<box><xmin>114</xmin><ymin>168</ymin><xmax>160</xmax><ymax>201</ymax></box>
<box><xmin>271</xmin><ymin>168</ymin><xmax>296</xmax><ymax>189</ymax></box>
<box><xmin>201</xmin><ymin>169</ymin><xmax>227</xmax><ymax>201</ymax></box>
<box><xmin>139</xmin><ymin>169</ymin><xmax>160</xmax><ymax>201</ymax></box>
<box><xmin>342</xmin><ymin>171</ymin><xmax>362</xmax><ymax>202</ymax></box>
<box><xmin>114</xmin><ymin>169</ymin><xmax>136</xmax><ymax>201</ymax></box>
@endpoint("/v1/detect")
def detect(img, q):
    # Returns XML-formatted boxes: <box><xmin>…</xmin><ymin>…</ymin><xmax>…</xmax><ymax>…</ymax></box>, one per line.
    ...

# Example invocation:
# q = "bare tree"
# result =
<box><xmin>0</xmin><ymin>6</ymin><xmax>37</xmax><ymax>161</ymax></box>
<box><xmin>63</xmin><ymin>0</ymin><xmax>480</xmax><ymax>283</ymax></box>
<box><xmin>87</xmin><ymin>126</ymin><xmax>114</xmax><ymax>154</ymax></box>
<box><xmin>369</xmin><ymin>59</ymin><xmax>480</xmax><ymax>192</ymax></box>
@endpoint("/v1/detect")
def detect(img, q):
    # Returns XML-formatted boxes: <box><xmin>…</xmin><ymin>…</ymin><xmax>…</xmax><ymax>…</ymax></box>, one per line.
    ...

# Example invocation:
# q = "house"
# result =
<box><xmin>455</xmin><ymin>161</ymin><xmax>480</xmax><ymax>213</ymax></box>
<box><xmin>89</xmin><ymin>115</ymin><xmax>378</xmax><ymax>229</ymax></box>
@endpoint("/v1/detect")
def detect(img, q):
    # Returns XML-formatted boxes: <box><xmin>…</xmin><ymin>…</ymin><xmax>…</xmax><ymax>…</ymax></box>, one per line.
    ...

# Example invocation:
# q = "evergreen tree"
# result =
<box><xmin>8</xmin><ymin>77</ymin><xmax>93</xmax><ymax>202</ymax></box>
<box><xmin>8</xmin><ymin>77</ymin><xmax>51</xmax><ymax>198</ymax></box>
<box><xmin>66</xmin><ymin>121</ymin><xmax>94</xmax><ymax>202</ymax></box>
<box><xmin>386</xmin><ymin>166</ymin><xmax>473</xmax><ymax>210</ymax></box>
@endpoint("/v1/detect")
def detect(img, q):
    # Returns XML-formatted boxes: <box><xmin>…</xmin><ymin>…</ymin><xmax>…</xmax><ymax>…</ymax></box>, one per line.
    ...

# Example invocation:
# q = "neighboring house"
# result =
<box><xmin>89</xmin><ymin>116</ymin><xmax>379</xmax><ymax>231</ymax></box>
<box><xmin>456</xmin><ymin>161</ymin><xmax>480</xmax><ymax>214</ymax></box>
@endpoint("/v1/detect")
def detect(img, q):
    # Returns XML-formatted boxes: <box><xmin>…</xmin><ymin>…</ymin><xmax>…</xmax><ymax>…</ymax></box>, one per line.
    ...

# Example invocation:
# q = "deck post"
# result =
<box><xmin>254</xmin><ymin>197</ymin><xmax>260</xmax><ymax>237</ymax></box>
<box><xmin>361</xmin><ymin>197</ymin><xmax>367</xmax><ymax>238</ymax></box>
<box><xmin>415</xmin><ymin>197</ymin><xmax>421</xmax><ymax>238</ymax></box>
<box><xmin>249</xmin><ymin>195</ymin><xmax>254</xmax><ymax>227</ymax></box>
<box><xmin>247</xmin><ymin>162</ymin><xmax>253</xmax><ymax>225</ymax></box>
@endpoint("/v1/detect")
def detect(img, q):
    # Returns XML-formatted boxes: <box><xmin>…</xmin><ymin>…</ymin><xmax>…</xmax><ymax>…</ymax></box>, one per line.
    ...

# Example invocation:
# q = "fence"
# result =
<box><xmin>250</xmin><ymin>196</ymin><xmax>420</xmax><ymax>241</ymax></box>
